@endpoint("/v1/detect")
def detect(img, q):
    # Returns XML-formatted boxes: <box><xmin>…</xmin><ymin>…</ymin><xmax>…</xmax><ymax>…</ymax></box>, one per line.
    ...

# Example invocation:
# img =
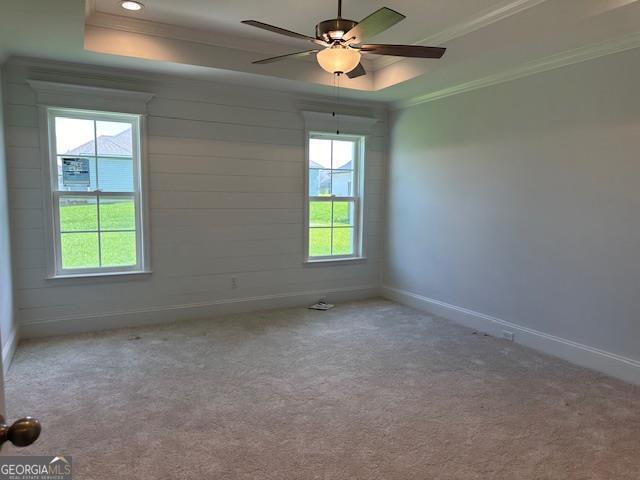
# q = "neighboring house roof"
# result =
<box><xmin>309</xmin><ymin>160</ymin><xmax>353</xmax><ymax>170</ymax></box>
<box><xmin>65</xmin><ymin>128</ymin><xmax>132</xmax><ymax>156</ymax></box>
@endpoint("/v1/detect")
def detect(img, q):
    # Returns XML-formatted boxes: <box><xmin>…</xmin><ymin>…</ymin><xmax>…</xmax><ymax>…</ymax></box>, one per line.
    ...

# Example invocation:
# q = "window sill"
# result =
<box><xmin>304</xmin><ymin>256</ymin><xmax>367</xmax><ymax>266</ymax></box>
<box><xmin>46</xmin><ymin>270</ymin><xmax>152</xmax><ymax>280</ymax></box>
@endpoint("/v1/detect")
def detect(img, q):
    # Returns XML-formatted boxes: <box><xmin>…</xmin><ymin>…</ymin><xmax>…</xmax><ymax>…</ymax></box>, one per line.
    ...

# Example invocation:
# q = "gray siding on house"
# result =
<box><xmin>60</xmin><ymin>128</ymin><xmax>134</xmax><ymax>192</ymax></box>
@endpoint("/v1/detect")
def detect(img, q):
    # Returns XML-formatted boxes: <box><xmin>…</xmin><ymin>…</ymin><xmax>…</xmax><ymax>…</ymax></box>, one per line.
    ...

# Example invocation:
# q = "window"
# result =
<box><xmin>46</xmin><ymin>108</ymin><xmax>147</xmax><ymax>277</ymax></box>
<box><xmin>306</xmin><ymin>133</ymin><xmax>364</xmax><ymax>261</ymax></box>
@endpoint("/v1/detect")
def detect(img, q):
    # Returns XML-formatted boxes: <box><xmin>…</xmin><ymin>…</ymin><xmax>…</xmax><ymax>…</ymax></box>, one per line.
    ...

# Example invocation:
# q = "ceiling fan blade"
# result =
<box><xmin>346</xmin><ymin>63</ymin><xmax>366</xmax><ymax>79</ymax></box>
<box><xmin>242</xmin><ymin>20</ymin><xmax>326</xmax><ymax>46</ymax></box>
<box><xmin>359</xmin><ymin>44</ymin><xmax>446</xmax><ymax>58</ymax></box>
<box><xmin>252</xmin><ymin>50</ymin><xmax>318</xmax><ymax>65</ymax></box>
<box><xmin>344</xmin><ymin>7</ymin><xmax>405</xmax><ymax>44</ymax></box>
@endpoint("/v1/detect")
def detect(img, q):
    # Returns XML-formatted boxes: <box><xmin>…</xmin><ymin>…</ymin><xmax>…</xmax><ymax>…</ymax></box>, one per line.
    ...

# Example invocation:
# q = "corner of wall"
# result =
<box><xmin>381</xmin><ymin>286</ymin><xmax>640</xmax><ymax>386</ymax></box>
<box><xmin>0</xmin><ymin>62</ymin><xmax>19</xmax><ymax>373</ymax></box>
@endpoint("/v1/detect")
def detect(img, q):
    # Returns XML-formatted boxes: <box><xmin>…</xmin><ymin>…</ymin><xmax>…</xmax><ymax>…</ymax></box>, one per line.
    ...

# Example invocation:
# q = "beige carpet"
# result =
<box><xmin>3</xmin><ymin>299</ymin><xmax>640</xmax><ymax>479</ymax></box>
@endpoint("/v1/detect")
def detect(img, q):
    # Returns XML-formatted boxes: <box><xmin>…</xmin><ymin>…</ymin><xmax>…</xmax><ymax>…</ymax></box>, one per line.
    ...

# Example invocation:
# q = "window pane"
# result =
<box><xmin>96</xmin><ymin>121</ymin><xmax>133</xmax><ymax>157</ymax></box>
<box><xmin>309</xmin><ymin>228</ymin><xmax>331</xmax><ymax>257</ymax></box>
<box><xmin>57</xmin><ymin>156</ymin><xmax>97</xmax><ymax>191</ymax></box>
<box><xmin>309</xmin><ymin>138</ymin><xmax>331</xmax><ymax>169</ymax></box>
<box><xmin>59</xmin><ymin>197</ymin><xmax>98</xmax><ymax>232</ymax></box>
<box><xmin>332</xmin><ymin>140</ymin><xmax>354</xmax><ymax>170</ymax></box>
<box><xmin>61</xmin><ymin>232</ymin><xmax>99</xmax><ymax>269</ymax></box>
<box><xmin>332</xmin><ymin>228</ymin><xmax>354</xmax><ymax>255</ymax></box>
<box><xmin>332</xmin><ymin>201</ymin><xmax>354</xmax><ymax>227</ymax></box>
<box><xmin>331</xmin><ymin>171</ymin><xmax>354</xmax><ymax>196</ymax></box>
<box><xmin>309</xmin><ymin>201</ymin><xmax>331</xmax><ymax>227</ymax></box>
<box><xmin>309</xmin><ymin>169</ymin><xmax>331</xmax><ymax>196</ymax></box>
<box><xmin>101</xmin><ymin>231</ymin><xmax>137</xmax><ymax>267</ymax></box>
<box><xmin>100</xmin><ymin>197</ymin><xmax>136</xmax><ymax>231</ymax></box>
<box><xmin>55</xmin><ymin>117</ymin><xmax>95</xmax><ymax>156</ymax></box>
<box><xmin>97</xmin><ymin>157</ymin><xmax>134</xmax><ymax>192</ymax></box>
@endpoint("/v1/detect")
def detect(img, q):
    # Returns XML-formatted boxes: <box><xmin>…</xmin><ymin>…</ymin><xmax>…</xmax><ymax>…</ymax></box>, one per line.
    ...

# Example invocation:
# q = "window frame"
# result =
<box><xmin>304</xmin><ymin>131</ymin><xmax>366</xmax><ymax>263</ymax></box>
<box><xmin>44</xmin><ymin>107</ymin><xmax>150</xmax><ymax>278</ymax></box>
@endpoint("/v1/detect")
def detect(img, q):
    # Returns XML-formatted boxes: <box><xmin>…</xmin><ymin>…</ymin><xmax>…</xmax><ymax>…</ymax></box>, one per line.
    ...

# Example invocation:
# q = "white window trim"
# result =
<box><xmin>28</xmin><ymin>81</ymin><xmax>154</xmax><ymax>279</ymax></box>
<box><xmin>304</xmin><ymin>131</ymin><xmax>366</xmax><ymax>263</ymax></box>
<box><xmin>300</xmin><ymin>110</ymin><xmax>378</xmax><ymax>265</ymax></box>
<box><xmin>38</xmin><ymin>106</ymin><xmax>152</xmax><ymax>279</ymax></box>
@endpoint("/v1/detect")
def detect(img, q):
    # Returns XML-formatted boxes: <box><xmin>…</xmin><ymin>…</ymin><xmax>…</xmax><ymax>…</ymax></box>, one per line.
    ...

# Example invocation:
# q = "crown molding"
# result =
<box><xmin>395</xmin><ymin>30</ymin><xmax>640</xmax><ymax>110</ymax></box>
<box><xmin>373</xmin><ymin>0</ymin><xmax>550</xmax><ymax>71</ymax></box>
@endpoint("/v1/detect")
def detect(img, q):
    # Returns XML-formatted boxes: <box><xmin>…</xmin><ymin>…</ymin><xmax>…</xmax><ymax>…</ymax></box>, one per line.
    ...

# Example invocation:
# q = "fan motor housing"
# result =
<box><xmin>316</xmin><ymin>18</ymin><xmax>357</xmax><ymax>43</ymax></box>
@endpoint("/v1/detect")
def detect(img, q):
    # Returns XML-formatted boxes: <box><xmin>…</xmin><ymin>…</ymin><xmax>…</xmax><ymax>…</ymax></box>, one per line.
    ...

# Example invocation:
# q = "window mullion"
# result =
<box><xmin>329</xmin><ymin>140</ymin><xmax>334</xmax><ymax>199</ymax></box>
<box><xmin>330</xmin><ymin>200</ymin><xmax>334</xmax><ymax>255</ymax></box>
<box><xmin>354</xmin><ymin>197</ymin><xmax>359</xmax><ymax>255</ymax></box>
<box><xmin>93</xmin><ymin>120</ymin><xmax>99</xmax><ymax>191</ymax></box>
<box><xmin>96</xmin><ymin>191</ymin><xmax>135</xmax><ymax>198</ymax></box>
<box><xmin>92</xmin><ymin>120</ymin><xmax>104</xmax><ymax>268</ymax></box>
<box><xmin>96</xmin><ymin>194</ymin><xmax>102</xmax><ymax>268</ymax></box>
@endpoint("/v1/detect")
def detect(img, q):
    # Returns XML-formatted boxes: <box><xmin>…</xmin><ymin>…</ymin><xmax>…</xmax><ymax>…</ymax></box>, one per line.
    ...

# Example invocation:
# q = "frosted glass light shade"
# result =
<box><xmin>317</xmin><ymin>45</ymin><xmax>361</xmax><ymax>74</ymax></box>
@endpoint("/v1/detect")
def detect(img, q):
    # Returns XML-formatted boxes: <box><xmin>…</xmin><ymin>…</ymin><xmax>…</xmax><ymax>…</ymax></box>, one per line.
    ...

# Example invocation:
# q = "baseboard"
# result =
<box><xmin>2</xmin><ymin>327</ymin><xmax>18</xmax><ymax>374</ymax></box>
<box><xmin>19</xmin><ymin>285</ymin><xmax>381</xmax><ymax>339</ymax></box>
<box><xmin>382</xmin><ymin>286</ymin><xmax>640</xmax><ymax>385</ymax></box>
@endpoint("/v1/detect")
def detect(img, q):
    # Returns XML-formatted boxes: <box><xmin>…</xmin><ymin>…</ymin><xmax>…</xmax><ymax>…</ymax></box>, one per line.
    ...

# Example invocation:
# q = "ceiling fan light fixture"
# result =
<box><xmin>120</xmin><ymin>1</ymin><xmax>144</xmax><ymax>11</ymax></box>
<box><xmin>317</xmin><ymin>45</ymin><xmax>361</xmax><ymax>74</ymax></box>
<box><xmin>243</xmin><ymin>1</ymin><xmax>445</xmax><ymax>78</ymax></box>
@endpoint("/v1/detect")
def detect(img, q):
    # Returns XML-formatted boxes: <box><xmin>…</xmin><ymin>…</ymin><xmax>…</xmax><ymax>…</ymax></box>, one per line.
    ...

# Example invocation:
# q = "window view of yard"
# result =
<box><xmin>308</xmin><ymin>136</ymin><xmax>360</xmax><ymax>258</ymax></box>
<box><xmin>308</xmin><ymin>200</ymin><xmax>354</xmax><ymax>257</ymax></box>
<box><xmin>53</xmin><ymin>114</ymin><xmax>140</xmax><ymax>272</ymax></box>
<box><xmin>59</xmin><ymin>198</ymin><xmax>136</xmax><ymax>269</ymax></box>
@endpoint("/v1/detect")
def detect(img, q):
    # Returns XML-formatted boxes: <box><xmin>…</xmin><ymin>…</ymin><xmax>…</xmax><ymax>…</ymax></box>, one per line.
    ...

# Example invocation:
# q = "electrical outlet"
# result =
<box><xmin>502</xmin><ymin>330</ymin><xmax>514</xmax><ymax>342</ymax></box>
<box><xmin>231</xmin><ymin>276</ymin><xmax>238</xmax><ymax>289</ymax></box>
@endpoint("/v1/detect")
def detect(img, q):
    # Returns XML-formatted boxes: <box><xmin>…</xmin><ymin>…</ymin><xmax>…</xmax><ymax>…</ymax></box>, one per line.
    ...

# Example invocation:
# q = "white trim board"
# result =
<box><xmin>2</xmin><ymin>328</ymin><xmax>18</xmax><ymax>375</ymax></box>
<box><xmin>27</xmin><ymin>80</ymin><xmax>155</xmax><ymax>114</ymax></box>
<box><xmin>19</xmin><ymin>285</ymin><xmax>380</xmax><ymax>339</ymax></box>
<box><xmin>395</xmin><ymin>30</ymin><xmax>640</xmax><ymax>109</ymax></box>
<box><xmin>382</xmin><ymin>286</ymin><xmax>640</xmax><ymax>386</ymax></box>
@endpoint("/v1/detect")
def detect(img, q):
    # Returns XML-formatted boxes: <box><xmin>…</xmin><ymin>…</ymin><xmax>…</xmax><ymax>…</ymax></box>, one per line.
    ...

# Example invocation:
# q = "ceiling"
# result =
<box><xmin>92</xmin><ymin>0</ymin><xmax>507</xmax><ymax>52</ymax></box>
<box><xmin>1</xmin><ymin>0</ymin><xmax>640</xmax><ymax>106</ymax></box>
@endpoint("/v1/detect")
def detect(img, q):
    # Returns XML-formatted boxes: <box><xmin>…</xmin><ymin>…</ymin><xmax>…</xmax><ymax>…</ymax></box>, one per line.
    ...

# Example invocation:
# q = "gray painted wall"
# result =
<box><xmin>386</xmin><ymin>47</ymin><xmax>640</xmax><ymax>362</ymax></box>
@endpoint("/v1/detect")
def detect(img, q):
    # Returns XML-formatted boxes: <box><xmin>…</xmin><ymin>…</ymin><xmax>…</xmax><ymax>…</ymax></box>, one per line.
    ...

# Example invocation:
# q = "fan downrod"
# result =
<box><xmin>315</xmin><ymin>18</ymin><xmax>357</xmax><ymax>43</ymax></box>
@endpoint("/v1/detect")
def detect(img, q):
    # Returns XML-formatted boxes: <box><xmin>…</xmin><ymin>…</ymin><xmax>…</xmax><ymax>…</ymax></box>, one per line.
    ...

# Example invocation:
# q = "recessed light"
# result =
<box><xmin>120</xmin><ymin>1</ymin><xmax>143</xmax><ymax>11</ymax></box>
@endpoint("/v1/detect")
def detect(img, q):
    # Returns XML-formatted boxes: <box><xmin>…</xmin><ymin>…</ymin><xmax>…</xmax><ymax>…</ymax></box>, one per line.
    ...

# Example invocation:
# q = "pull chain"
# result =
<box><xmin>332</xmin><ymin>72</ymin><xmax>341</xmax><ymax>135</ymax></box>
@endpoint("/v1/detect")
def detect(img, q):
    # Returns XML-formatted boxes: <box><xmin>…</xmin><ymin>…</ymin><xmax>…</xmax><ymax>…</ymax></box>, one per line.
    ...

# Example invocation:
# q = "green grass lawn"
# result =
<box><xmin>59</xmin><ymin>199</ymin><xmax>136</xmax><ymax>269</ymax></box>
<box><xmin>309</xmin><ymin>201</ymin><xmax>354</xmax><ymax>257</ymax></box>
<box><xmin>58</xmin><ymin>198</ymin><xmax>353</xmax><ymax>268</ymax></box>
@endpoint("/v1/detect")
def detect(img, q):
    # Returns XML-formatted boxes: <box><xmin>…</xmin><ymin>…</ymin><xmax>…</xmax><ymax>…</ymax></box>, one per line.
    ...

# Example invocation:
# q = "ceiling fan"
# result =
<box><xmin>241</xmin><ymin>0</ymin><xmax>446</xmax><ymax>78</ymax></box>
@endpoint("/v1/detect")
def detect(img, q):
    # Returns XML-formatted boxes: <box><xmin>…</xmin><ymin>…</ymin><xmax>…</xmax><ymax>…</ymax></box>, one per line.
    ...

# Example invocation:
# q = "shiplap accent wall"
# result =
<box><xmin>4</xmin><ymin>59</ymin><xmax>387</xmax><ymax>338</ymax></box>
